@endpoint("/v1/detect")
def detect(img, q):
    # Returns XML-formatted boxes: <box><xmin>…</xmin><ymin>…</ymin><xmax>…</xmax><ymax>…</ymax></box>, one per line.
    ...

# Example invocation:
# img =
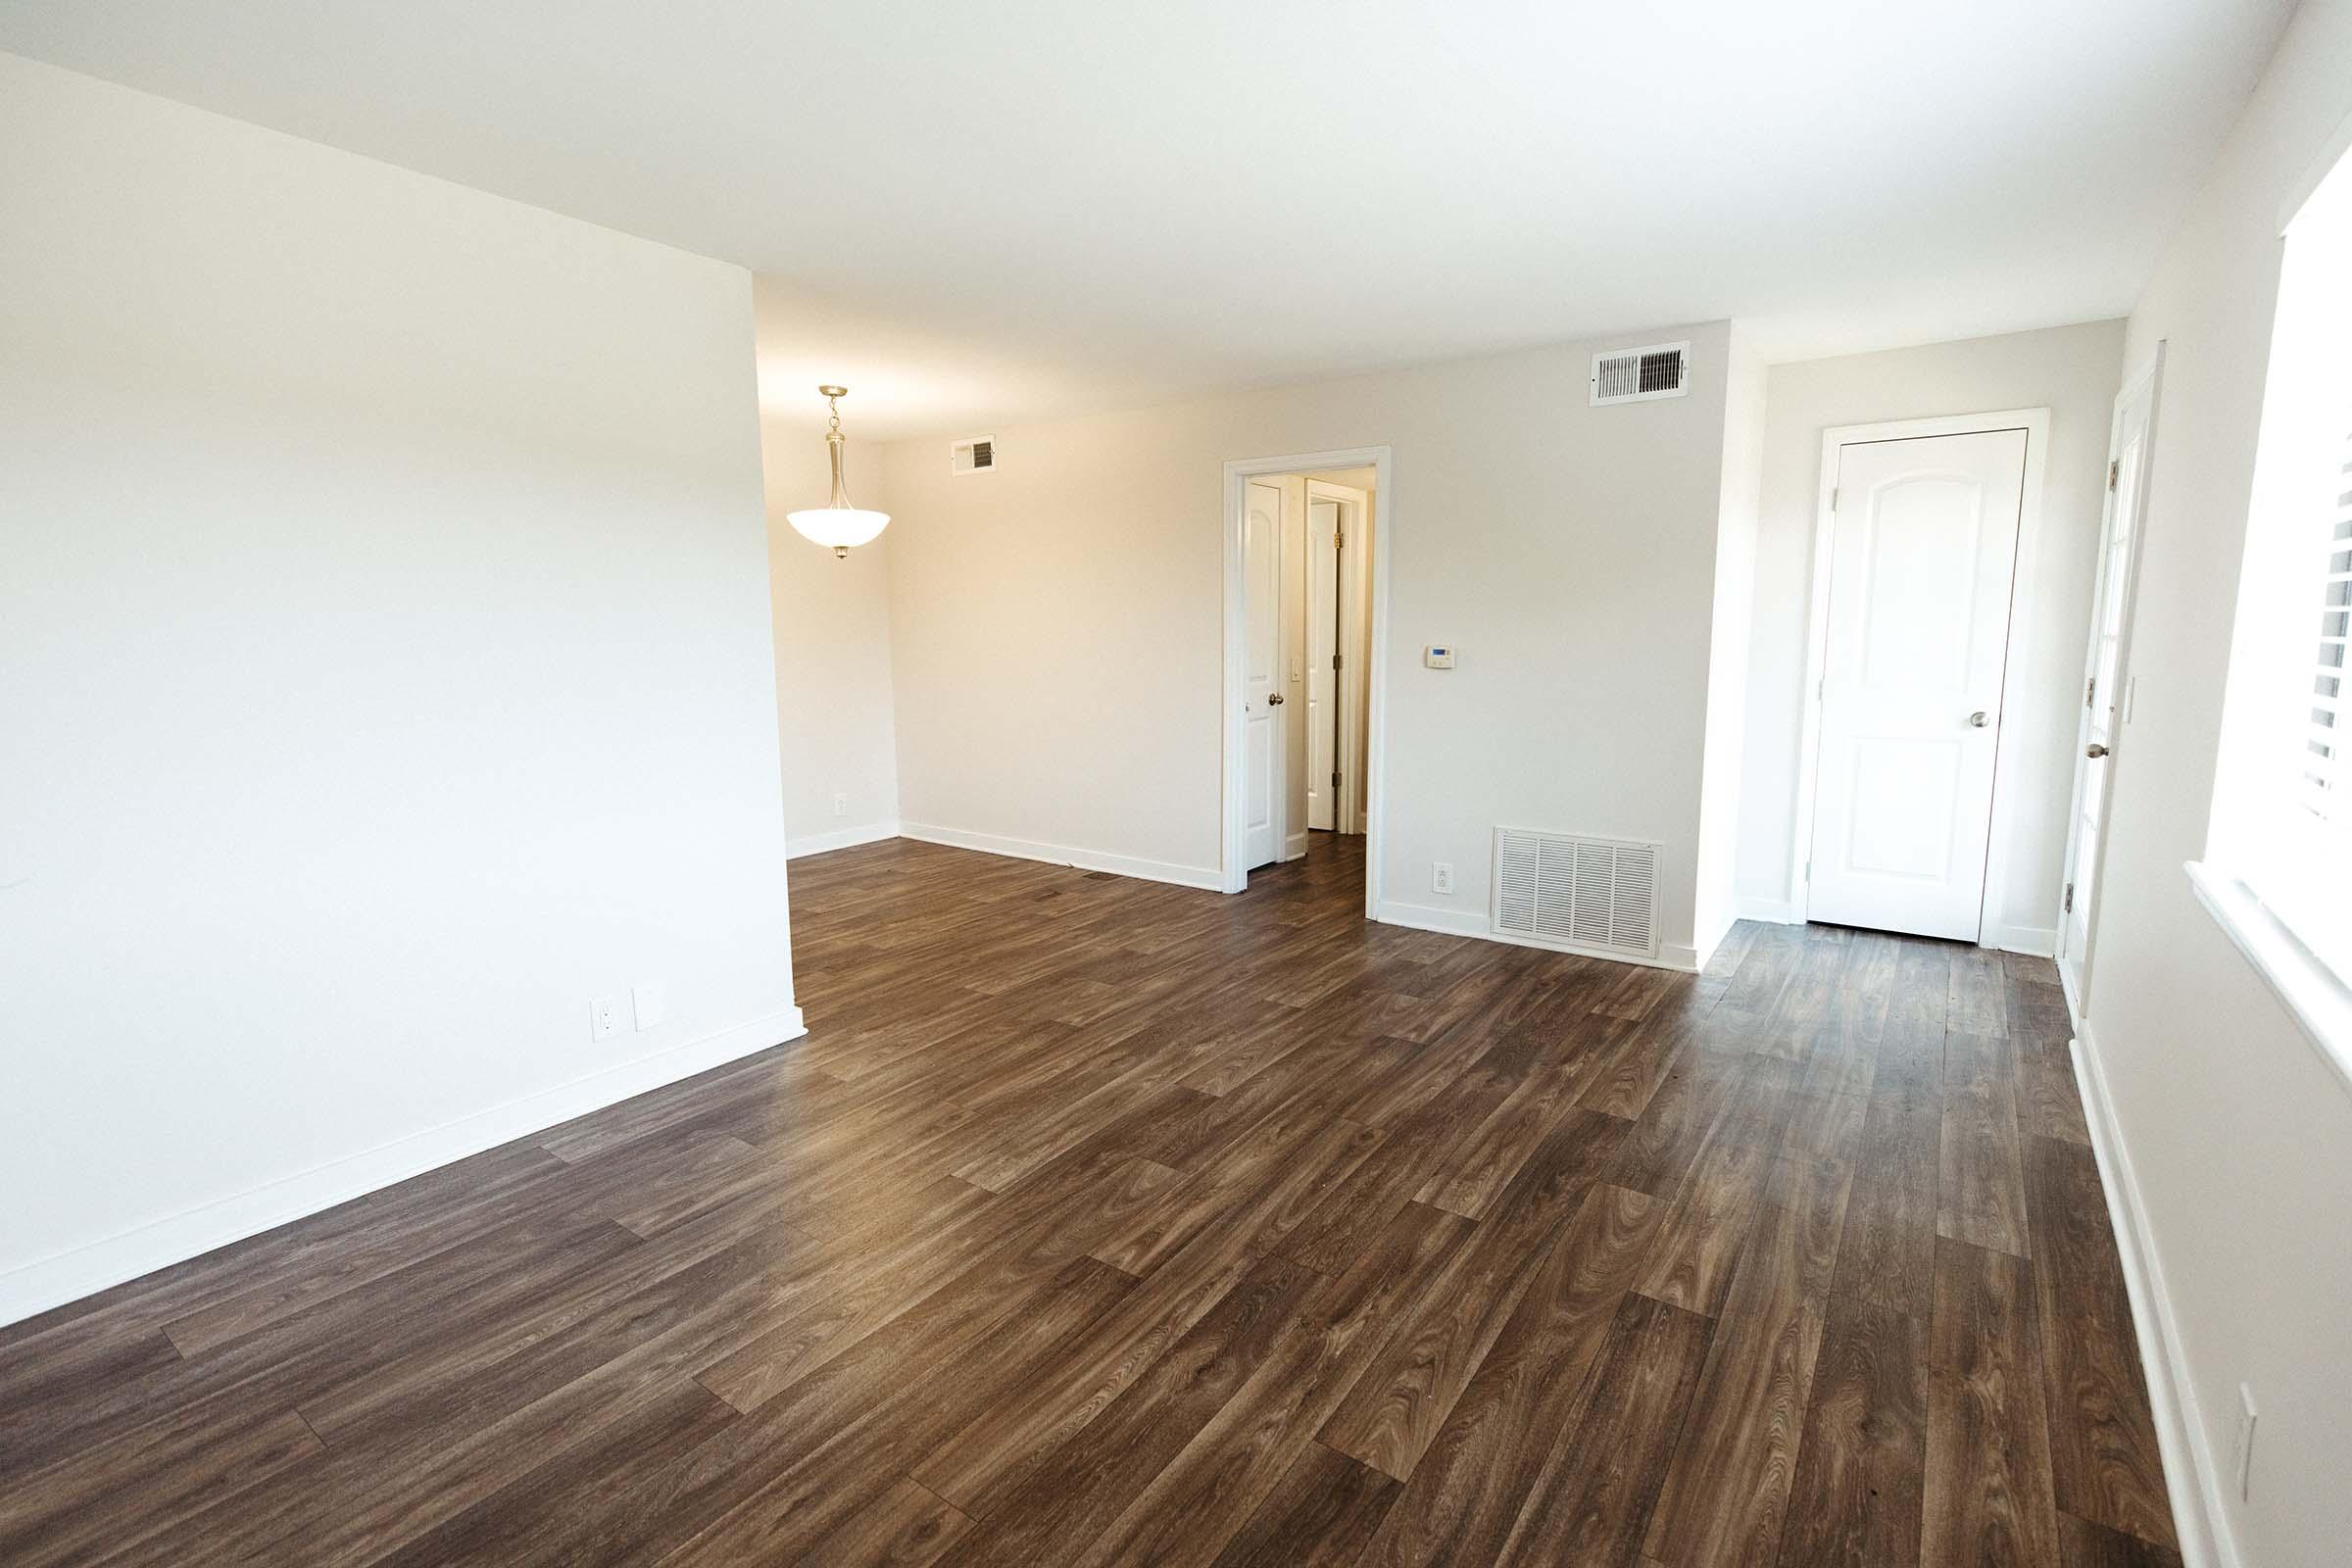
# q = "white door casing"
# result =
<box><xmin>1806</xmin><ymin>427</ymin><xmax>2030</xmax><ymax>941</ymax></box>
<box><xmin>1306</xmin><ymin>496</ymin><xmax>1341</xmax><ymax>832</ymax></box>
<box><xmin>1243</xmin><ymin>478</ymin><xmax>1285</xmax><ymax>869</ymax></box>
<box><xmin>1308</xmin><ymin>478</ymin><xmax>1372</xmax><ymax>834</ymax></box>
<box><xmin>1280</xmin><ymin>477</ymin><xmax>1308</xmax><ymax>861</ymax></box>
<box><xmin>1340</xmin><ymin>484</ymin><xmax>1371</xmax><ymax>835</ymax></box>
<box><xmin>2058</xmin><ymin>349</ymin><xmax>2164</xmax><ymax>1009</ymax></box>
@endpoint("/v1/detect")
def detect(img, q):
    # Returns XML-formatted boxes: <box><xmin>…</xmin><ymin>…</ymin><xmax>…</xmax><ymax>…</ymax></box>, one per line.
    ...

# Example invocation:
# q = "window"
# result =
<box><xmin>2202</xmin><ymin>132</ymin><xmax>2352</xmax><ymax>995</ymax></box>
<box><xmin>2302</xmin><ymin>426</ymin><xmax>2352</xmax><ymax>816</ymax></box>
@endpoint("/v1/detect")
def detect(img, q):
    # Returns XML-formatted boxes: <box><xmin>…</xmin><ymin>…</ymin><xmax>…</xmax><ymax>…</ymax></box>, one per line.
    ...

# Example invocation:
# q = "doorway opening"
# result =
<box><xmin>1221</xmin><ymin>447</ymin><xmax>1391</xmax><ymax>917</ymax></box>
<box><xmin>1790</xmin><ymin>409</ymin><xmax>2049</xmax><ymax>945</ymax></box>
<box><xmin>2056</xmin><ymin>348</ymin><xmax>2164</xmax><ymax>1016</ymax></box>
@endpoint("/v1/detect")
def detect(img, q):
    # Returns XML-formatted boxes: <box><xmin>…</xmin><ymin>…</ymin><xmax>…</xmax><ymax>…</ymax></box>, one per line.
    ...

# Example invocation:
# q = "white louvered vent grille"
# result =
<box><xmin>1590</xmin><ymin>341</ymin><xmax>1690</xmax><ymax>406</ymax></box>
<box><xmin>951</xmin><ymin>436</ymin><xmax>997</xmax><ymax>475</ymax></box>
<box><xmin>1492</xmin><ymin>828</ymin><xmax>1659</xmax><ymax>958</ymax></box>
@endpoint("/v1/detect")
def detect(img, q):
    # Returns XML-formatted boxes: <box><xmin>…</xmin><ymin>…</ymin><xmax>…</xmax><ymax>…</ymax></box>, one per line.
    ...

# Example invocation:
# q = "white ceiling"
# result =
<box><xmin>0</xmin><ymin>1</ymin><xmax>2293</xmax><ymax>438</ymax></box>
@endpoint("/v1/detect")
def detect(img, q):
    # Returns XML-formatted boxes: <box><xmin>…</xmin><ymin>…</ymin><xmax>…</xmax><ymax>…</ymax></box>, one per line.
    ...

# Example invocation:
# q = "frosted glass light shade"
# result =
<box><xmin>785</xmin><ymin>506</ymin><xmax>891</xmax><ymax>552</ymax></box>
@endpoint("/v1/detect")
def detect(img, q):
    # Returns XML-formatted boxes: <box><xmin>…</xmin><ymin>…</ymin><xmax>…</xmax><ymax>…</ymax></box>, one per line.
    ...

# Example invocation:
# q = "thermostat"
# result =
<box><xmin>1424</xmin><ymin>645</ymin><xmax>1455</xmax><ymax>668</ymax></box>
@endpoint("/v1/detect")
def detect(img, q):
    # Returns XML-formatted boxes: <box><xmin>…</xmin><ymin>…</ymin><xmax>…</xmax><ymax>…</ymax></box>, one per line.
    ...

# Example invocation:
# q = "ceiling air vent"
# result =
<box><xmin>950</xmin><ymin>435</ymin><xmax>997</xmax><ymax>475</ymax></box>
<box><xmin>1590</xmin><ymin>341</ymin><xmax>1690</xmax><ymax>406</ymax></box>
<box><xmin>1491</xmin><ymin>828</ymin><xmax>1660</xmax><ymax>959</ymax></box>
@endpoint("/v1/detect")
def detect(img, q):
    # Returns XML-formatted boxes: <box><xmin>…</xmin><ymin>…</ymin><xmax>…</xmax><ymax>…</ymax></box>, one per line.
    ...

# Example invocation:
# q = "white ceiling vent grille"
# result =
<box><xmin>1590</xmin><ymin>341</ymin><xmax>1690</xmax><ymax>406</ymax></box>
<box><xmin>950</xmin><ymin>436</ymin><xmax>997</xmax><ymax>475</ymax></box>
<box><xmin>1491</xmin><ymin>828</ymin><xmax>1660</xmax><ymax>959</ymax></box>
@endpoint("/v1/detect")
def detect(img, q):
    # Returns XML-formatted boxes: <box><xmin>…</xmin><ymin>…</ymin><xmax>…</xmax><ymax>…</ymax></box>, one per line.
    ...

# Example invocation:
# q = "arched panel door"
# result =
<box><xmin>1809</xmin><ymin>427</ymin><xmax>2029</xmax><ymax>940</ymax></box>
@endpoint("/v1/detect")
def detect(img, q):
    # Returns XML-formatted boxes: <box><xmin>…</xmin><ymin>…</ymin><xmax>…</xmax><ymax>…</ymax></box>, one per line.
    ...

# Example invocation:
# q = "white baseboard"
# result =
<box><xmin>897</xmin><ymin>821</ymin><xmax>1223</xmax><ymax>891</ymax></box>
<box><xmin>2071</xmin><ymin>1020</ymin><xmax>2235</xmax><ymax>1568</ymax></box>
<box><xmin>785</xmin><ymin>819</ymin><xmax>902</xmax><ymax>859</ymax></box>
<box><xmin>1373</xmin><ymin>899</ymin><xmax>1701</xmax><ymax>973</ymax></box>
<box><xmin>0</xmin><ymin>1003</ymin><xmax>807</xmax><ymax>1332</ymax></box>
<box><xmin>1983</xmin><ymin>920</ymin><xmax>2058</xmax><ymax>957</ymax></box>
<box><xmin>1734</xmin><ymin>895</ymin><xmax>1801</xmax><ymax>925</ymax></box>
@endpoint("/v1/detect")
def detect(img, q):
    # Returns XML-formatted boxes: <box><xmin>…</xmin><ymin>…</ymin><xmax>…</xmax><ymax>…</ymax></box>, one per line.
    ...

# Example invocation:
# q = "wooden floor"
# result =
<box><xmin>0</xmin><ymin>832</ymin><xmax>2181</xmax><ymax>1567</ymax></box>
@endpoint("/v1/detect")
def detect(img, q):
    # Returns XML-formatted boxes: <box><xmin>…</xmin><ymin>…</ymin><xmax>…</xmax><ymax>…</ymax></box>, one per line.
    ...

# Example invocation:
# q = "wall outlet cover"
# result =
<box><xmin>1433</xmin><ymin>861</ymin><xmax>1455</xmax><ymax>895</ymax></box>
<box><xmin>590</xmin><ymin>995</ymin><xmax>622</xmax><ymax>1042</ymax></box>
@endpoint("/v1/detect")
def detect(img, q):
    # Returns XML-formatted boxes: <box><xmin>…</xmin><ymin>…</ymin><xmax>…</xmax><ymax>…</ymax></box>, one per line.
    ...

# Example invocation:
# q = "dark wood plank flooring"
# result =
<box><xmin>0</xmin><ymin>833</ymin><xmax>2180</xmax><ymax>1566</ymax></box>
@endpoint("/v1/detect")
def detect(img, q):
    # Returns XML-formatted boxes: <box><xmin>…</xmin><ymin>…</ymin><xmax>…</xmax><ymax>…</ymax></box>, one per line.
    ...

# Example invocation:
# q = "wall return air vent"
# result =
<box><xmin>1491</xmin><ymin>828</ymin><xmax>1660</xmax><ymax>959</ymax></box>
<box><xmin>950</xmin><ymin>435</ymin><xmax>997</xmax><ymax>475</ymax></box>
<box><xmin>1590</xmin><ymin>341</ymin><xmax>1690</xmax><ymax>406</ymax></box>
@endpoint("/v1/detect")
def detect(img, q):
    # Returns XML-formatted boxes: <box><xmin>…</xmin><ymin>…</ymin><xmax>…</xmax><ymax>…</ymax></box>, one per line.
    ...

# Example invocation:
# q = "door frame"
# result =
<box><xmin>1305</xmin><ymin>477</ymin><xmax>1372</xmax><ymax>835</ymax></box>
<box><xmin>1221</xmin><ymin>445</ymin><xmax>1394</xmax><ymax>916</ymax></box>
<box><xmin>2056</xmin><ymin>346</ymin><xmax>2166</xmax><ymax>1018</ymax></box>
<box><xmin>1788</xmin><ymin>408</ymin><xmax>2050</xmax><ymax>940</ymax></box>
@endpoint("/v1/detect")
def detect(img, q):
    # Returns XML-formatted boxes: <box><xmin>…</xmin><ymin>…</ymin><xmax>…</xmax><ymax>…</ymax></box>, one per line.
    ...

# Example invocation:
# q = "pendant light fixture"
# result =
<box><xmin>785</xmin><ymin>385</ymin><xmax>890</xmax><ymax>559</ymax></box>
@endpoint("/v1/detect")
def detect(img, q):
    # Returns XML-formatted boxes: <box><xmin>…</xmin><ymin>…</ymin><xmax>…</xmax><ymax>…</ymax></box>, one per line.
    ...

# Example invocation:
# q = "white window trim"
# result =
<box><xmin>2189</xmin><ymin>107</ymin><xmax>2352</xmax><ymax>1096</ymax></box>
<box><xmin>2184</xmin><ymin>860</ymin><xmax>2352</xmax><ymax>1097</ymax></box>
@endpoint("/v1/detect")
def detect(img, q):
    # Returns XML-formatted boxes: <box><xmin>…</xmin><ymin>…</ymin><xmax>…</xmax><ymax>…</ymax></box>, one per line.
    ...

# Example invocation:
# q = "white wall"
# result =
<box><xmin>879</xmin><ymin>323</ymin><xmax>1739</xmax><ymax>961</ymax></box>
<box><xmin>755</xmin><ymin>298</ymin><xmax>904</xmax><ymax>858</ymax></box>
<box><xmin>1693</xmin><ymin>330</ymin><xmax>1767</xmax><ymax>957</ymax></box>
<box><xmin>0</xmin><ymin>55</ymin><xmax>801</xmax><ymax>1323</ymax></box>
<box><xmin>2084</xmin><ymin>7</ymin><xmax>2352</xmax><ymax>1564</ymax></box>
<box><xmin>1734</xmin><ymin>319</ymin><xmax>2128</xmax><ymax>950</ymax></box>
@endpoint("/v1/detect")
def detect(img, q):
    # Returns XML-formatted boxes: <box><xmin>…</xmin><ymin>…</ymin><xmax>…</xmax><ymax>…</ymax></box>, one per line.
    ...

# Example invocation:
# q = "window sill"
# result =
<box><xmin>2184</xmin><ymin>859</ymin><xmax>2352</xmax><ymax>1099</ymax></box>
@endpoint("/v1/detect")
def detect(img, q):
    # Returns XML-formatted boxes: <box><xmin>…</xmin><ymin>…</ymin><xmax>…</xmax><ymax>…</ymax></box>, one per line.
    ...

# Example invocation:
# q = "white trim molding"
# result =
<box><xmin>2072</xmin><ymin>1019</ymin><xmax>2237</xmax><ymax>1568</ymax></box>
<box><xmin>1222</xmin><ymin>445</ymin><xmax>1395</xmax><ymax>918</ymax></box>
<box><xmin>899</xmin><ymin>821</ymin><xmax>1223</xmax><ymax>891</ymax></box>
<box><xmin>1374</xmin><ymin>899</ymin><xmax>1702</xmax><ymax>972</ymax></box>
<box><xmin>1733</xmin><ymin>895</ymin><xmax>1801</xmax><ymax>926</ymax></box>
<box><xmin>0</xmin><ymin>1003</ymin><xmax>807</xmax><ymax>1330</ymax></box>
<box><xmin>1790</xmin><ymin>408</ymin><xmax>2051</xmax><ymax>940</ymax></box>
<box><xmin>785</xmin><ymin>819</ymin><xmax>903</xmax><ymax>859</ymax></box>
<box><xmin>1979</xmin><ymin>920</ymin><xmax>2058</xmax><ymax>957</ymax></box>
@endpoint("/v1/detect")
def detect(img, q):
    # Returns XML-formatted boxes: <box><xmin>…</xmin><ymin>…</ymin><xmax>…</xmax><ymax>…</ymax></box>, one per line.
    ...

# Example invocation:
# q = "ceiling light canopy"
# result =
<box><xmin>786</xmin><ymin>385</ymin><xmax>889</xmax><ymax>559</ymax></box>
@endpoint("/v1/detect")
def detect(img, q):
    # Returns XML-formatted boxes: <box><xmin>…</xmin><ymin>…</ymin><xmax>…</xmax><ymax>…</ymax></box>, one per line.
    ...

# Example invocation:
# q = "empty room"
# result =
<box><xmin>4</xmin><ymin>3</ymin><xmax>2348</xmax><ymax>1565</ymax></box>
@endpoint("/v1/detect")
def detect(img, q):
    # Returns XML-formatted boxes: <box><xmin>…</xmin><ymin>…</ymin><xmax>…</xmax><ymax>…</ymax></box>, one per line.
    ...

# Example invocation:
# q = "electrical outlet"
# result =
<box><xmin>833</xmin><ymin>792</ymin><xmax>849</xmax><ymax>817</ymax></box>
<box><xmin>589</xmin><ymin>995</ymin><xmax>622</xmax><ymax>1043</ymax></box>
<box><xmin>2232</xmin><ymin>1383</ymin><xmax>2258</xmax><ymax>1500</ymax></box>
<box><xmin>632</xmin><ymin>981</ymin><xmax>666</xmax><ymax>1032</ymax></box>
<box><xmin>1433</xmin><ymin>861</ymin><xmax>1455</xmax><ymax>895</ymax></box>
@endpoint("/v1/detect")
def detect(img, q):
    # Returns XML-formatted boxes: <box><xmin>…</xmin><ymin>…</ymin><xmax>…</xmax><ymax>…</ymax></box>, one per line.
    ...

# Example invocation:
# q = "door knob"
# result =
<box><xmin>2085</xmin><ymin>742</ymin><xmax>2109</xmax><ymax>759</ymax></box>
<box><xmin>1968</xmin><ymin>710</ymin><xmax>1989</xmax><ymax>727</ymax></box>
<box><xmin>1267</xmin><ymin>694</ymin><xmax>1285</xmax><ymax>706</ymax></box>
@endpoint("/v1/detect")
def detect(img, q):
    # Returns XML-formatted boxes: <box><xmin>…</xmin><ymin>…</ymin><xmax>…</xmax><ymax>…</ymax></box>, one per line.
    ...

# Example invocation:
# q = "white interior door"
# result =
<box><xmin>1243</xmin><ymin>479</ymin><xmax>1285</xmax><ymax>869</ymax></box>
<box><xmin>1808</xmin><ymin>427</ymin><xmax>2029</xmax><ymax>940</ymax></box>
<box><xmin>2058</xmin><ymin>358</ymin><xmax>2162</xmax><ymax>1005</ymax></box>
<box><xmin>1306</xmin><ymin>496</ymin><xmax>1341</xmax><ymax>831</ymax></box>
